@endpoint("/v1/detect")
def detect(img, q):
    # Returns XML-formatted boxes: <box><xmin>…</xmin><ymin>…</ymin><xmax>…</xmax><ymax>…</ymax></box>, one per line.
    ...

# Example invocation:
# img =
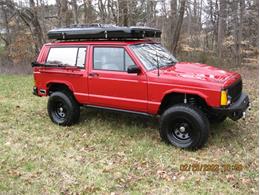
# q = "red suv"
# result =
<box><xmin>32</xmin><ymin>25</ymin><xmax>249</xmax><ymax>149</ymax></box>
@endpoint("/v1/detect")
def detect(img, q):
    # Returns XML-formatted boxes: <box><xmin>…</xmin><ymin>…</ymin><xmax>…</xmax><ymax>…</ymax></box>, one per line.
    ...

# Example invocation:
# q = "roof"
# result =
<box><xmin>45</xmin><ymin>39</ymin><xmax>157</xmax><ymax>46</ymax></box>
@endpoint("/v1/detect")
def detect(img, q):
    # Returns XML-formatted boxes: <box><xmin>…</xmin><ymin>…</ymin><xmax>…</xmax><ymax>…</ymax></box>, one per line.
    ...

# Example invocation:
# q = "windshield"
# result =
<box><xmin>130</xmin><ymin>43</ymin><xmax>178</xmax><ymax>71</ymax></box>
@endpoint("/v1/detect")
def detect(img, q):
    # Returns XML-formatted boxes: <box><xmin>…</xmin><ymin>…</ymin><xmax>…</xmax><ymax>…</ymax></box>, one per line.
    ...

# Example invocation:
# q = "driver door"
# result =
<box><xmin>88</xmin><ymin>45</ymin><xmax>148</xmax><ymax>112</ymax></box>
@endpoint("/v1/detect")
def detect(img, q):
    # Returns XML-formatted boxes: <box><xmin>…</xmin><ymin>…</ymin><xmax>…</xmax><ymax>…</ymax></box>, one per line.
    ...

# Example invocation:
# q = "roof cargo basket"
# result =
<box><xmin>47</xmin><ymin>24</ymin><xmax>161</xmax><ymax>40</ymax></box>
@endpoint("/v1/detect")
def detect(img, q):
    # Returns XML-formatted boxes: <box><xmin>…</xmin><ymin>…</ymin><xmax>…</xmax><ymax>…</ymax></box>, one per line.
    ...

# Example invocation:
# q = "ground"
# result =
<box><xmin>0</xmin><ymin>67</ymin><xmax>258</xmax><ymax>194</ymax></box>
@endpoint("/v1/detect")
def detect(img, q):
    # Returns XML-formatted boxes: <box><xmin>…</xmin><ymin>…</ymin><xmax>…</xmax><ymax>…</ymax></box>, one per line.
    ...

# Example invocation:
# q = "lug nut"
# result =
<box><xmin>179</xmin><ymin>126</ymin><xmax>185</xmax><ymax>132</ymax></box>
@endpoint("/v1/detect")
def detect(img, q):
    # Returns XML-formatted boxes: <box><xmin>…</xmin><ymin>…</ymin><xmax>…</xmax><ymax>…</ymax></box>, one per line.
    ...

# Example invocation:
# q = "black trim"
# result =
<box><xmin>226</xmin><ymin>79</ymin><xmax>242</xmax><ymax>103</ymax></box>
<box><xmin>75</xmin><ymin>47</ymin><xmax>80</xmax><ymax>66</ymax></box>
<box><xmin>223</xmin><ymin>78</ymin><xmax>242</xmax><ymax>90</ymax></box>
<box><xmin>32</xmin><ymin>86</ymin><xmax>40</xmax><ymax>96</ymax></box>
<box><xmin>84</xmin><ymin>105</ymin><xmax>155</xmax><ymax>118</ymax></box>
<box><xmin>32</xmin><ymin>61</ymin><xmax>79</xmax><ymax>68</ymax></box>
<box><xmin>213</xmin><ymin>93</ymin><xmax>249</xmax><ymax>121</ymax></box>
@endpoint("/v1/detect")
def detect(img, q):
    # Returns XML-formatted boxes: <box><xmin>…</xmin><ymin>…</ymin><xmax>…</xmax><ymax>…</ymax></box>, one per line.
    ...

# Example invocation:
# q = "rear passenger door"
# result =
<box><xmin>42</xmin><ymin>46</ymin><xmax>89</xmax><ymax>103</ymax></box>
<box><xmin>88</xmin><ymin>46</ymin><xmax>148</xmax><ymax>112</ymax></box>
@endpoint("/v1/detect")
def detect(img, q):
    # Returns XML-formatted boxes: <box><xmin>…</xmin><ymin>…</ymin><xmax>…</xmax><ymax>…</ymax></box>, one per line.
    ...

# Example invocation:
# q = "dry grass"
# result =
<box><xmin>0</xmin><ymin>67</ymin><xmax>258</xmax><ymax>194</ymax></box>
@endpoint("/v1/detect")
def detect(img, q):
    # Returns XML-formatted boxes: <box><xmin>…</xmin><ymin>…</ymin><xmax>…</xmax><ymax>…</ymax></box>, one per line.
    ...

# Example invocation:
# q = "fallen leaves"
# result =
<box><xmin>226</xmin><ymin>174</ymin><xmax>236</xmax><ymax>181</ymax></box>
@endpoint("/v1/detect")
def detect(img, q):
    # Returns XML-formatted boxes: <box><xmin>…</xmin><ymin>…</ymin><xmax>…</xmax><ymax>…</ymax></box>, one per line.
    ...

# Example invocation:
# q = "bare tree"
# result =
<box><xmin>217</xmin><ymin>0</ymin><xmax>226</xmax><ymax>64</ymax></box>
<box><xmin>0</xmin><ymin>4</ymin><xmax>11</xmax><ymax>47</ymax></box>
<box><xmin>171</xmin><ymin>0</ymin><xmax>186</xmax><ymax>53</ymax></box>
<box><xmin>29</xmin><ymin>0</ymin><xmax>45</xmax><ymax>53</ymax></box>
<box><xmin>70</xmin><ymin>0</ymin><xmax>79</xmax><ymax>24</ymax></box>
<box><xmin>118</xmin><ymin>0</ymin><xmax>128</xmax><ymax>26</ymax></box>
<box><xmin>128</xmin><ymin>0</ymin><xmax>138</xmax><ymax>26</ymax></box>
<box><xmin>56</xmin><ymin>0</ymin><xmax>71</xmax><ymax>27</ymax></box>
<box><xmin>83</xmin><ymin>0</ymin><xmax>95</xmax><ymax>24</ymax></box>
<box><xmin>233</xmin><ymin>0</ymin><xmax>245</xmax><ymax>66</ymax></box>
<box><xmin>0</xmin><ymin>0</ymin><xmax>44</xmax><ymax>53</ymax></box>
<box><xmin>146</xmin><ymin>0</ymin><xmax>157</xmax><ymax>26</ymax></box>
<box><xmin>97</xmin><ymin>0</ymin><xmax>108</xmax><ymax>23</ymax></box>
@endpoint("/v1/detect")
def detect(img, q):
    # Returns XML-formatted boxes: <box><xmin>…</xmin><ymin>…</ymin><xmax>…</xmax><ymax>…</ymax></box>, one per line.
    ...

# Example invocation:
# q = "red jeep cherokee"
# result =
<box><xmin>32</xmin><ymin>25</ymin><xmax>249</xmax><ymax>149</ymax></box>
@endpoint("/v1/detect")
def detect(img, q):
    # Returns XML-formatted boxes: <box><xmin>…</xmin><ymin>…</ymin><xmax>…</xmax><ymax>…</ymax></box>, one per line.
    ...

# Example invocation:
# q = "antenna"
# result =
<box><xmin>156</xmin><ymin>51</ymin><xmax>160</xmax><ymax>77</ymax></box>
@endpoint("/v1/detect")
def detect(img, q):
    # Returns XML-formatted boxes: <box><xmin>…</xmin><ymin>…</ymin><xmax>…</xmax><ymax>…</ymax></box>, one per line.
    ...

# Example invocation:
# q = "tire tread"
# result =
<box><xmin>160</xmin><ymin>104</ymin><xmax>209</xmax><ymax>149</ymax></box>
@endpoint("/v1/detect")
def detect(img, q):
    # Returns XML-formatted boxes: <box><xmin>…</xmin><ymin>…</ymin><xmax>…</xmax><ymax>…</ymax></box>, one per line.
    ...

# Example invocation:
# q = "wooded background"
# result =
<box><xmin>0</xmin><ymin>0</ymin><xmax>258</xmax><ymax>73</ymax></box>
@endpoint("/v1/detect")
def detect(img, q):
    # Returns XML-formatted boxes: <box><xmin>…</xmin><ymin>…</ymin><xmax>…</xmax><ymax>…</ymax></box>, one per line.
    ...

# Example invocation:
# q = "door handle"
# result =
<box><xmin>88</xmin><ymin>72</ymin><xmax>99</xmax><ymax>77</ymax></box>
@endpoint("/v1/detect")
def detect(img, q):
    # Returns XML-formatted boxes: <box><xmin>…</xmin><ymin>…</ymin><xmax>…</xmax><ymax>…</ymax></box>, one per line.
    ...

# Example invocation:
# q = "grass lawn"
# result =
<box><xmin>0</xmin><ymin>67</ymin><xmax>258</xmax><ymax>194</ymax></box>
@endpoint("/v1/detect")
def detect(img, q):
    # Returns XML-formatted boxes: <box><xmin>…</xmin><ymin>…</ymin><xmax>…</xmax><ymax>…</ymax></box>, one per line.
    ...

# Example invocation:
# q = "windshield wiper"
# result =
<box><xmin>163</xmin><ymin>61</ymin><xmax>177</xmax><ymax>67</ymax></box>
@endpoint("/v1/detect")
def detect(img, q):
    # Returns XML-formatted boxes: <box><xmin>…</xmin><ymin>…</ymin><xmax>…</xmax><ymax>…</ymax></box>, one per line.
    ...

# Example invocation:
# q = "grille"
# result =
<box><xmin>228</xmin><ymin>79</ymin><xmax>242</xmax><ymax>103</ymax></box>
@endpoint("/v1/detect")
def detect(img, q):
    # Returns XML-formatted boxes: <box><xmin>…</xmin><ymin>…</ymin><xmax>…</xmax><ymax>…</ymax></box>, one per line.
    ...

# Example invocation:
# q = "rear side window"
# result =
<box><xmin>93</xmin><ymin>47</ymin><xmax>136</xmax><ymax>71</ymax></box>
<box><xmin>46</xmin><ymin>47</ymin><xmax>86</xmax><ymax>68</ymax></box>
<box><xmin>76</xmin><ymin>48</ymin><xmax>86</xmax><ymax>68</ymax></box>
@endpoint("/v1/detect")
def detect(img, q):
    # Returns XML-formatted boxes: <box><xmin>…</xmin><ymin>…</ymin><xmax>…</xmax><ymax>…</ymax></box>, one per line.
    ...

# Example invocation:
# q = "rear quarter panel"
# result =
<box><xmin>33</xmin><ymin>44</ymin><xmax>89</xmax><ymax>103</ymax></box>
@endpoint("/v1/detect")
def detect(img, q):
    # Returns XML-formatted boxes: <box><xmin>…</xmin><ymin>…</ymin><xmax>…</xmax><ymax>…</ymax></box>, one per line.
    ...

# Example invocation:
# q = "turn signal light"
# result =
<box><xmin>221</xmin><ymin>90</ymin><xmax>228</xmax><ymax>106</ymax></box>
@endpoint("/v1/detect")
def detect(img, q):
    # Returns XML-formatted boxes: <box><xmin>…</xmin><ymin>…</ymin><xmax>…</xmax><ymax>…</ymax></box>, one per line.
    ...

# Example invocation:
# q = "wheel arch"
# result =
<box><xmin>158</xmin><ymin>90</ymin><xmax>209</xmax><ymax>115</ymax></box>
<box><xmin>46</xmin><ymin>81</ymin><xmax>75</xmax><ymax>95</ymax></box>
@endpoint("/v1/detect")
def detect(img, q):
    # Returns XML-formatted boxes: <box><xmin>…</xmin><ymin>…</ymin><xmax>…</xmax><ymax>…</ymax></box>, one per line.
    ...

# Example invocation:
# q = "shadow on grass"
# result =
<box><xmin>77</xmin><ymin>107</ymin><xmax>243</xmax><ymax>148</ymax></box>
<box><xmin>208</xmin><ymin>119</ymin><xmax>245</xmax><ymax>148</ymax></box>
<box><xmin>79</xmin><ymin>107</ymin><xmax>159</xmax><ymax>134</ymax></box>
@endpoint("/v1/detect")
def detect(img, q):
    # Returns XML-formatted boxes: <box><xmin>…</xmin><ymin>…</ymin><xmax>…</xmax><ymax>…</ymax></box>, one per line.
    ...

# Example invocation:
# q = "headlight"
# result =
<box><xmin>220</xmin><ymin>90</ymin><xmax>228</xmax><ymax>106</ymax></box>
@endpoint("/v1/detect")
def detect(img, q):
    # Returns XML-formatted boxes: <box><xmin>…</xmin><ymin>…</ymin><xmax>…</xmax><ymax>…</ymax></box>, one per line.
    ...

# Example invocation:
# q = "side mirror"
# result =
<box><xmin>31</xmin><ymin>61</ymin><xmax>42</xmax><ymax>67</ymax></box>
<box><xmin>31</xmin><ymin>61</ymin><xmax>38</xmax><ymax>67</ymax></box>
<box><xmin>127</xmin><ymin>65</ymin><xmax>141</xmax><ymax>74</ymax></box>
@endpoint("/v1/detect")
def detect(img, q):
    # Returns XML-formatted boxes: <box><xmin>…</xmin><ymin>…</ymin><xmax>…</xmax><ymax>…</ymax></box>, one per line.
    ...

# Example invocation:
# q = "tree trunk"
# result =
<box><xmin>0</xmin><ymin>4</ymin><xmax>11</xmax><ymax>47</ymax></box>
<box><xmin>217</xmin><ymin>0</ymin><xmax>226</xmax><ymax>65</ymax></box>
<box><xmin>118</xmin><ymin>0</ymin><xmax>128</xmax><ymax>26</ymax></box>
<box><xmin>170</xmin><ymin>0</ymin><xmax>177</xmax><ymax>27</ymax></box>
<box><xmin>84</xmin><ymin>0</ymin><xmax>96</xmax><ymax>24</ymax></box>
<box><xmin>172</xmin><ymin>0</ymin><xmax>186</xmax><ymax>54</ymax></box>
<box><xmin>98</xmin><ymin>0</ymin><xmax>107</xmax><ymax>23</ymax></box>
<box><xmin>128</xmin><ymin>0</ymin><xmax>137</xmax><ymax>26</ymax></box>
<box><xmin>71</xmin><ymin>0</ymin><xmax>78</xmax><ymax>25</ymax></box>
<box><xmin>146</xmin><ymin>0</ymin><xmax>156</xmax><ymax>26</ymax></box>
<box><xmin>83</xmin><ymin>0</ymin><xmax>87</xmax><ymax>24</ymax></box>
<box><xmin>233</xmin><ymin>0</ymin><xmax>244</xmax><ymax>67</ymax></box>
<box><xmin>57</xmin><ymin>0</ymin><xmax>70</xmax><ymax>27</ymax></box>
<box><xmin>29</xmin><ymin>0</ymin><xmax>44</xmax><ymax>53</ymax></box>
<box><xmin>187</xmin><ymin>4</ymin><xmax>191</xmax><ymax>41</ymax></box>
<box><xmin>238</xmin><ymin>0</ymin><xmax>245</xmax><ymax>66</ymax></box>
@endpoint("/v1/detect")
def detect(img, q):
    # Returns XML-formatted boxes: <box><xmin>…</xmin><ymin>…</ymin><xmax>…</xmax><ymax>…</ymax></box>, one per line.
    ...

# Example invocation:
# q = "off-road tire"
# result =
<box><xmin>160</xmin><ymin>104</ymin><xmax>209</xmax><ymax>150</ymax></box>
<box><xmin>47</xmin><ymin>91</ymin><xmax>80</xmax><ymax>126</ymax></box>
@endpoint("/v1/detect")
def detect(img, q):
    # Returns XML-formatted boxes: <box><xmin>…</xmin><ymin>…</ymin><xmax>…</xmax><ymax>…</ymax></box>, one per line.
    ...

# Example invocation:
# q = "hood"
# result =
<box><xmin>158</xmin><ymin>62</ymin><xmax>240</xmax><ymax>84</ymax></box>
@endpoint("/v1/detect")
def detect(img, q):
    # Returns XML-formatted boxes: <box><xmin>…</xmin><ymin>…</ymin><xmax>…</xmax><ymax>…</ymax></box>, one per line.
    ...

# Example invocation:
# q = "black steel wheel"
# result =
<box><xmin>171</xmin><ymin>119</ymin><xmax>193</xmax><ymax>144</ymax></box>
<box><xmin>52</xmin><ymin>100</ymin><xmax>68</xmax><ymax>123</ymax></box>
<box><xmin>160</xmin><ymin>104</ymin><xmax>209</xmax><ymax>150</ymax></box>
<box><xmin>47</xmin><ymin>91</ymin><xmax>80</xmax><ymax>126</ymax></box>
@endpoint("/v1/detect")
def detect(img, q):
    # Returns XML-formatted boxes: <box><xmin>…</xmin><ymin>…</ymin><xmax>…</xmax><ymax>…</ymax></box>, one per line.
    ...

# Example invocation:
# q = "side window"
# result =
<box><xmin>76</xmin><ymin>48</ymin><xmax>86</xmax><ymax>68</ymax></box>
<box><xmin>93</xmin><ymin>47</ymin><xmax>136</xmax><ymax>71</ymax></box>
<box><xmin>125</xmin><ymin>52</ymin><xmax>136</xmax><ymax>71</ymax></box>
<box><xmin>46</xmin><ymin>47</ymin><xmax>86</xmax><ymax>68</ymax></box>
<box><xmin>94</xmin><ymin>47</ymin><xmax>124</xmax><ymax>71</ymax></box>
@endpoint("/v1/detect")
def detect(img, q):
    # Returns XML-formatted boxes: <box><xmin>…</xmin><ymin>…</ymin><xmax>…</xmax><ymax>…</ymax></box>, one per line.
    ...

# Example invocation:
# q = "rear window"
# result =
<box><xmin>46</xmin><ymin>47</ymin><xmax>86</xmax><ymax>68</ymax></box>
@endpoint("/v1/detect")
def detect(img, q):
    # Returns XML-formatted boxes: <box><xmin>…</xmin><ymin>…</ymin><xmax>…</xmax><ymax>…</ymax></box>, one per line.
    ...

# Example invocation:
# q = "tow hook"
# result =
<box><xmin>242</xmin><ymin>112</ymin><xmax>246</xmax><ymax>120</ymax></box>
<box><xmin>248</xmin><ymin>103</ymin><xmax>252</xmax><ymax>111</ymax></box>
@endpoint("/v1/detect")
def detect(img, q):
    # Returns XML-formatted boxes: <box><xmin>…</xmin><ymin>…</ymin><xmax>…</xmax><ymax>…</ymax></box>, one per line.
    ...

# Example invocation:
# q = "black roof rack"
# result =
<box><xmin>47</xmin><ymin>24</ymin><xmax>161</xmax><ymax>40</ymax></box>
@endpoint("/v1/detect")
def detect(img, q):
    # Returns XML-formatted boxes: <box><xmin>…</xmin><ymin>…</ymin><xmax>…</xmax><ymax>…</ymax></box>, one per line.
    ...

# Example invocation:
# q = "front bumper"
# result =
<box><xmin>215</xmin><ymin>93</ymin><xmax>250</xmax><ymax>121</ymax></box>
